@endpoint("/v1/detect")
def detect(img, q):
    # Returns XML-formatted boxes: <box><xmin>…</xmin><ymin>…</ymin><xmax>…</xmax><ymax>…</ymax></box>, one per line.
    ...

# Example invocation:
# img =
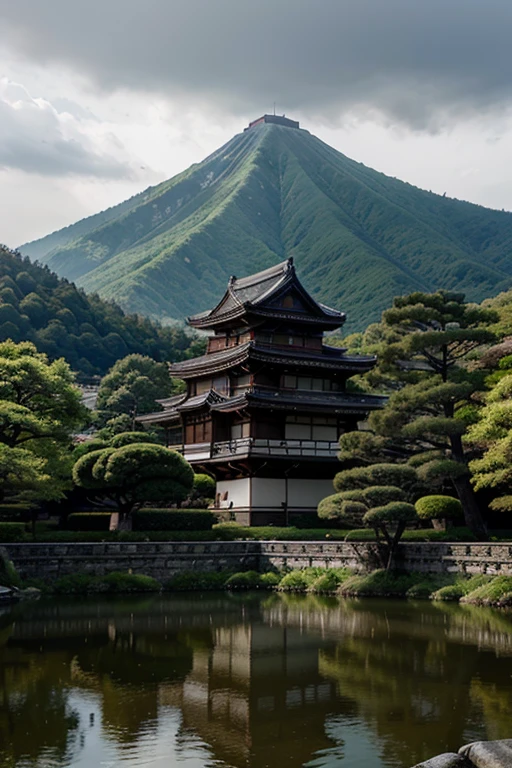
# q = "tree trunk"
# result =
<box><xmin>452</xmin><ymin>472</ymin><xmax>487</xmax><ymax>539</ymax></box>
<box><xmin>449</xmin><ymin>432</ymin><xmax>487</xmax><ymax>539</ymax></box>
<box><xmin>373</xmin><ymin>527</ymin><xmax>388</xmax><ymax>569</ymax></box>
<box><xmin>387</xmin><ymin>522</ymin><xmax>406</xmax><ymax>571</ymax></box>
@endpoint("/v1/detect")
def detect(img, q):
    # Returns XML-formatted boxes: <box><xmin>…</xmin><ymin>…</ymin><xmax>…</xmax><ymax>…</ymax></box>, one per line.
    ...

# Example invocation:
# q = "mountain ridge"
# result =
<box><xmin>21</xmin><ymin>123</ymin><xmax>512</xmax><ymax>330</ymax></box>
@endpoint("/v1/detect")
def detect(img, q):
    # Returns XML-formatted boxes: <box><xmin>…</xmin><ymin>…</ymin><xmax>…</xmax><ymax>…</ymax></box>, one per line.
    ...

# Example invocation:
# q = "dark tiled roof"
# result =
<box><xmin>155</xmin><ymin>393</ymin><xmax>188</xmax><ymax>407</ymax></box>
<box><xmin>135</xmin><ymin>409</ymin><xmax>181</xmax><ymax>425</ymax></box>
<box><xmin>211</xmin><ymin>388</ymin><xmax>386</xmax><ymax>414</ymax></box>
<box><xmin>170</xmin><ymin>341</ymin><xmax>252</xmax><ymax>377</ymax></box>
<box><xmin>169</xmin><ymin>340</ymin><xmax>376</xmax><ymax>378</ymax></box>
<box><xmin>176</xmin><ymin>389</ymin><xmax>227</xmax><ymax>412</ymax></box>
<box><xmin>188</xmin><ymin>258</ymin><xmax>345</xmax><ymax>330</ymax></box>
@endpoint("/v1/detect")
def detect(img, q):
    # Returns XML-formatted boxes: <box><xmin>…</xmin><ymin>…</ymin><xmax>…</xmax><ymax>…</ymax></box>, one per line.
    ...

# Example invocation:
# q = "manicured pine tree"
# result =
<box><xmin>73</xmin><ymin>438</ymin><xmax>194</xmax><ymax>518</ymax></box>
<box><xmin>358</xmin><ymin>291</ymin><xmax>497</xmax><ymax>538</ymax></box>
<box><xmin>318</xmin><ymin>463</ymin><xmax>418</xmax><ymax>569</ymax></box>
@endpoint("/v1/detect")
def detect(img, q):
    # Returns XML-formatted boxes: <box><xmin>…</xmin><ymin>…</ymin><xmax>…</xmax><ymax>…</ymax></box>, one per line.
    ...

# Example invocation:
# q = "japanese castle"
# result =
<box><xmin>139</xmin><ymin>259</ymin><xmax>385</xmax><ymax>524</ymax></box>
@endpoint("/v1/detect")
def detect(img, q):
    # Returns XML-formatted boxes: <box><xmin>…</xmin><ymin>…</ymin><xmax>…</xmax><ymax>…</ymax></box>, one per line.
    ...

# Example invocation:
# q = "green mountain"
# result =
<box><xmin>0</xmin><ymin>245</ymin><xmax>201</xmax><ymax>376</ymax></box>
<box><xmin>21</xmin><ymin>122</ymin><xmax>512</xmax><ymax>330</ymax></box>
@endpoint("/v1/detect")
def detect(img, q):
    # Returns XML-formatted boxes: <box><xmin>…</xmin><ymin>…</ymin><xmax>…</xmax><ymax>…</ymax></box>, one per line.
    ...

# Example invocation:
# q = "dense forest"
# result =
<box><xmin>0</xmin><ymin>245</ymin><xmax>203</xmax><ymax>376</ymax></box>
<box><xmin>22</xmin><ymin>122</ymin><xmax>512</xmax><ymax>330</ymax></box>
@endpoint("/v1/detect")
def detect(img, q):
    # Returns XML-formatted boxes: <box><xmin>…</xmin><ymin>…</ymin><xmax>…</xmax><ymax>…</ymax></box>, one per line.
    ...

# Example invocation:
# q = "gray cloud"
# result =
<box><xmin>0</xmin><ymin>84</ymin><xmax>133</xmax><ymax>177</ymax></box>
<box><xmin>1</xmin><ymin>0</ymin><xmax>512</xmax><ymax>129</ymax></box>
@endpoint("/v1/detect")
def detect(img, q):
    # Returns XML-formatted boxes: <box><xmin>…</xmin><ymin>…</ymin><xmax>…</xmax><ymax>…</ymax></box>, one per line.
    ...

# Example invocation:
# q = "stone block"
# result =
<box><xmin>410</xmin><ymin>753</ymin><xmax>466</xmax><ymax>768</ymax></box>
<box><xmin>459</xmin><ymin>739</ymin><xmax>512</xmax><ymax>767</ymax></box>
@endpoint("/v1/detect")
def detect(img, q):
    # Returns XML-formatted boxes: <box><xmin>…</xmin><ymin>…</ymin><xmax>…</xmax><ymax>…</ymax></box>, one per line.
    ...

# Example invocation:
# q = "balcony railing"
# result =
<box><xmin>182</xmin><ymin>438</ymin><xmax>339</xmax><ymax>461</ymax></box>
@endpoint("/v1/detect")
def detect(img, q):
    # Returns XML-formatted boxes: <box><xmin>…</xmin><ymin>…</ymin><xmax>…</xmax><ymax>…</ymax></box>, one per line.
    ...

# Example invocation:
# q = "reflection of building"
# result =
<box><xmin>173</xmin><ymin>622</ymin><xmax>344</xmax><ymax>767</ymax></box>
<box><xmin>4</xmin><ymin>596</ymin><xmax>512</xmax><ymax>768</ymax></box>
<box><xmin>139</xmin><ymin>259</ymin><xmax>384</xmax><ymax>524</ymax></box>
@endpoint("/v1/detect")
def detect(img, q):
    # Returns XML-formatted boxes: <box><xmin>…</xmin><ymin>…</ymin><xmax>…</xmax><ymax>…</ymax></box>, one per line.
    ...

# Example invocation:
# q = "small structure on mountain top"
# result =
<box><xmin>244</xmin><ymin>114</ymin><xmax>300</xmax><ymax>131</ymax></box>
<box><xmin>138</xmin><ymin>259</ymin><xmax>385</xmax><ymax>525</ymax></box>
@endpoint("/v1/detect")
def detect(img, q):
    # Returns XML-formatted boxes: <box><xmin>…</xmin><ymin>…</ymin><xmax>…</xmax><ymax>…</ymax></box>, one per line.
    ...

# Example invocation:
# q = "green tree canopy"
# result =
<box><xmin>468</xmin><ymin>373</ymin><xmax>512</xmax><ymax>514</ymax></box>
<box><xmin>95</xmin><ymin>354</ymin><xmax>183</xmax><ymax>428</ymax></box>
<box><xmin>0</xmin><ymin>340</ymin><xmax>85</xmax><ymax>502</ymax></box>
<box><xmin>319</xmin><ymin>462</ymin><xmax>419</xmax><ymax>569</ymax></box>
<box><xmin>354</xmin><ymin>291</ymin><xmax>497</xmax><ymax>537</ymax></box>
<box><xmin>73</xmin><ymin>442</ymin><xmax>194</xmax><ymax>517</ymax></box>
<box><xmin>0</xmin><ymin>244</ymin><xmax>204</xmax><ymax>377</ymax></box>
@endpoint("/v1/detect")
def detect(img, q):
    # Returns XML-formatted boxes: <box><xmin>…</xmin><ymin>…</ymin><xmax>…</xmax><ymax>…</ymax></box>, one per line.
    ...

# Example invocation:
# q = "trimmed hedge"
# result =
<box><xmin>0</xmin><ymin>503</ymin><xmax>34</xmax><ymax>522</ymax></box>
<box><xmin>0</xmin><ymin>523</ymin><xmax>26</xmax><ymax>542</ymax></box>
<box><xmin>132</xmin><ymin>509</ymin><xmax>215</xmax><ymax>531</ymax></box>
<box><xmin>67</xmin><ymin>512</ymin><xmax>112</xmax><ymax>531</ymax></box>
<box><xmin>415</xmin><ymin>495</ymin><xmax>463</xmax><ymax>521</ymax></box>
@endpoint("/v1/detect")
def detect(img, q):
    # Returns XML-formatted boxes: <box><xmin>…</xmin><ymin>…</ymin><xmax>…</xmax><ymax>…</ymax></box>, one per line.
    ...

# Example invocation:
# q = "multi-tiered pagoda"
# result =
<box><xmin>138</xmin><ymin>259</ymin><xmax>385</xmax><ymax>525</ymax></box>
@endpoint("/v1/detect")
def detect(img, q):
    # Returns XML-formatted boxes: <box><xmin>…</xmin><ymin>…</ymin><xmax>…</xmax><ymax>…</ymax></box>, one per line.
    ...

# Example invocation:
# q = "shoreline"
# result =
<box><xmin>13</xmin><ymin>567</ymin><xmax>512</xmax><ymax>609</ymax></box>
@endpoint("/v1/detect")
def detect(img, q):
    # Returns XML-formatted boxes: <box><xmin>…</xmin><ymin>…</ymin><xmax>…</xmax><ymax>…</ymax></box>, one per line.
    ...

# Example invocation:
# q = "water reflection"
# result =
<box><xmin>0</xmin><ymin>594</ymin><xmax>512</xmax><ymax>768</ymax></box>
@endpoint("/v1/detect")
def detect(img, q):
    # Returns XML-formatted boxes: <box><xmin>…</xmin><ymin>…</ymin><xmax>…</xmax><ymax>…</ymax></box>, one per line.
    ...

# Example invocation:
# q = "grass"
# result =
<box><xmin>51</xmin><ymin>571</ymin><xmax>161</xmax><ymax>595</ymax></box>
<box><xmin>336</xmin><ymin>571</ymin><xmax>450</xmax><ymax>599</ymax></box>
<box><xmin>0</xmin><ymin>520</ymin><xmax>506</xmax><ymax>544</ymax></box>
<box><xmin>431</xmin><ymin>574</ymin><xmax>491</xmax><ymax>601</ymax></box>
<box><xmin>15</xmin><ymin>563</ymin><xmax>512</xmax><ymax>607</ymax></box>
<box><xmin>13</xmin><ymin>523</ymin><xmax>491</xmax><ymax>544</ymax></box>
<box><xmin>460</xmin><ymin>575</ymin><xmax>512</xmax><ymax>606</ymax></box>
<box><xmin>308</xmin><ymin>568</ymin><xmax>351</xmax><ymax>593</ymax></box>
<box><xmin>278</xmin><ymin>568</ymin><xmax>325</xmax><ymax>591</ymax></box>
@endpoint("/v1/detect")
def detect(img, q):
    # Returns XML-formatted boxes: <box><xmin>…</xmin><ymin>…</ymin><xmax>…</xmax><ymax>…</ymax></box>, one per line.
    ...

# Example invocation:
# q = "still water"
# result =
<box><xmin>1</xmin><ymin>593</ymin><xmax>512</xmax><ymax>768</ymax></box>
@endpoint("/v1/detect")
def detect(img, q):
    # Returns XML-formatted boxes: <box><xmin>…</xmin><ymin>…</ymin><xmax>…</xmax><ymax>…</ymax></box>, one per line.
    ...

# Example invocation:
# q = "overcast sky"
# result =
<box><xmin>2</xmin><ymin>0</ymin><xmax>512</xmax><ymax>247</ymax></box>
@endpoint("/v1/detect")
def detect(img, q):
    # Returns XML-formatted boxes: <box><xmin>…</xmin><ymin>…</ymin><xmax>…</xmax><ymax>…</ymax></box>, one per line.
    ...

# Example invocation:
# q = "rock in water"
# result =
<box><xmin>411</xmin><ymin>753</ymin><xmax>468</xmax><ymax>768</ymax></box>
<box><xmin>459</xmin><ymin>740</ymin><xmax>512</xmax><ymax>768</ymax></box>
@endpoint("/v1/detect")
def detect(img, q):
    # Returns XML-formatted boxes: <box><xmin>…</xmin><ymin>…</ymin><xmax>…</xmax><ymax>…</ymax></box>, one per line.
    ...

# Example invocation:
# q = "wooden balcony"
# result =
<box><xmin>182</xmin><ymin>438</ymin><xmax>339</xmax><ymax>462</ymax></box>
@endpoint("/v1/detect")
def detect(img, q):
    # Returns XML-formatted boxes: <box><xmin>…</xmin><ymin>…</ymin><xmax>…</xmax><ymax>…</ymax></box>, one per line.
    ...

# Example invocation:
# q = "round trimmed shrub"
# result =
<box><xmin>364</xmin><ymin>502</ymin><xmax>417</xmax><ymax>526</ymax></box>
<box><xmin>415</xmin><ymin>495</ymin><xmax>463</xmax><ymax>521</ymax></box>
<box><xmin>193</xmin><ymin>473</ymin><xmax>216</xmax><ymax>498</ymax></box>
<box><xmin>0</xmin><ymin>522</ymin><xmax>26</xmax><ymax>542</ymax></box>
<box><xmin>317</xmin><ymin>492</ymin><xmax>366</xmax><ymax>523</ymax></box>
<box><xmin>110</xmin><ymin>431</ymin><xmax>157</xmax><ymax>448</ymax></box>
<box><xmin>225</xmin><ymin>571</ymin><xmax>261</xmax><ymax>589</ymax></box>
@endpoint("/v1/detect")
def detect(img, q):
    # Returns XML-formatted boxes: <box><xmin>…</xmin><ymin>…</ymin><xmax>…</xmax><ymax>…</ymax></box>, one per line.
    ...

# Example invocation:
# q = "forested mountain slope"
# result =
<box><xmin>21</xmin><ymin>123</ymin><xmax>512</xmax><ymax>330</ymax></box>
<box><xmin>0</xmin><ymin>245</ymin><xmax>200</xmax><ymax>376</ymax></box>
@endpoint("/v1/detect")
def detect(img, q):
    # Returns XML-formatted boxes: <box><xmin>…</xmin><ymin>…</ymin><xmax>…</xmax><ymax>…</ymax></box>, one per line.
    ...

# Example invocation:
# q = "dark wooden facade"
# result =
<box><xmin>138</xmin><ymin>259</ymin><xmax>385</xmax><ymax>524</ymax></box>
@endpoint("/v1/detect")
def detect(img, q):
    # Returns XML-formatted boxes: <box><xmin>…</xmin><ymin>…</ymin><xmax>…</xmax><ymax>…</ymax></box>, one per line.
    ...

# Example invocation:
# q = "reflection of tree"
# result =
<box><xmin>470</xmin><ymin>679</ymin><xmax>512</xmax><ymax>740</ymax></box>
<box><xmin>73</xmin><ymin>631</ymin><xmax>192</xmax><ymax>744</ymax></box>
<box><xmin>319</xmin><ymin>636</ymin><xmax>482</xmax><ymax>767</ymax></box>
<box><xmin>2</xmin><ymin>594</ymin><xmax>512</xmax><ymax>768</ymax></box>
<box><xmin>0</xmin><ymin>646</ymin><xmax>80</xmax><ymax>768</ymax></box>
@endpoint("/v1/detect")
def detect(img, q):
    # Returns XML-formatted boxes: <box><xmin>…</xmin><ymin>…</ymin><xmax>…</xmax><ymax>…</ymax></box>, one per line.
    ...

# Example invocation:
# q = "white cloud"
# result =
<box><xmin>0</xmin><ymin>1</ymin><xmax>512</xmax><ymax>249</ymax></box>
<box><xmin>0</xmin><ymin>77</ymin><xmax>136</xmax><ymax>178</ymax></box>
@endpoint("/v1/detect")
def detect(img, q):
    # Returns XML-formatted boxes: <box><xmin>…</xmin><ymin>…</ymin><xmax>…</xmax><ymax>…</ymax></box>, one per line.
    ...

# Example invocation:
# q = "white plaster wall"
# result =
<box><xmin>287</xmin><ymin>479</ymin><xmax>335</xmax><ymax>508</ymax></box>
<box><xmin>251</xmin><ymin>478</ymin><xmax>286</xmax><ymax>508</ymax></box>
<box><xmin>216</xmin><ymin>478</ymin><xmax>250</xmax><ymax>508</ymax></box>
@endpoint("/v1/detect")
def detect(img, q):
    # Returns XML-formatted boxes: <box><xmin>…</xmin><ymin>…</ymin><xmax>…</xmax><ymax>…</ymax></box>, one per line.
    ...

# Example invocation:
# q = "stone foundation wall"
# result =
<box><xmin>4</xmin><ymin>541</ymin><xmax>512</xmax><ymax>582</ymax></box>
<box><xmin>260</xmin><ymin>541</ymin><xmax>512</xmax><ymax>575</ymax></box>
<box><xmin>3</xmin><ymin>542</ymin><xmax>261</xmax><ymax>582</ymax></box>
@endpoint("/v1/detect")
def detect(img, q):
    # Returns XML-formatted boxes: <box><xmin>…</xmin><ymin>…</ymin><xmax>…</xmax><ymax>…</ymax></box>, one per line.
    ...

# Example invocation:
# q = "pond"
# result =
<box><xmin>1</xmin><ymin>593</ymin><xmax>512</xmax><ymax>768</ymax></box>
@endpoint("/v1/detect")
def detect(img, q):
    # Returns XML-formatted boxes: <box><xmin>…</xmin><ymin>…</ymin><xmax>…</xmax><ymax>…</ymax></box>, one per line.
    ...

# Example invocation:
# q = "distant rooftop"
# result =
<box><xmin>244</xmin><ymin>114</ymin><xmax>300</xmax><ymax>131</ymax></box>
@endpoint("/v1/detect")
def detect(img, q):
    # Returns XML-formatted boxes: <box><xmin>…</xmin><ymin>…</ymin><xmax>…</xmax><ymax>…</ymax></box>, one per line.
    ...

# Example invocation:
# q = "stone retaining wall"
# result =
<box><xmin>4</xmin><ymin>540</ymin><xmax>512</xmax><ymax>581</ymax></box>
<box><xmin>3</xmin><ymin>541</ymin><xmax>260</xmax><ymax>582</ymax></box>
